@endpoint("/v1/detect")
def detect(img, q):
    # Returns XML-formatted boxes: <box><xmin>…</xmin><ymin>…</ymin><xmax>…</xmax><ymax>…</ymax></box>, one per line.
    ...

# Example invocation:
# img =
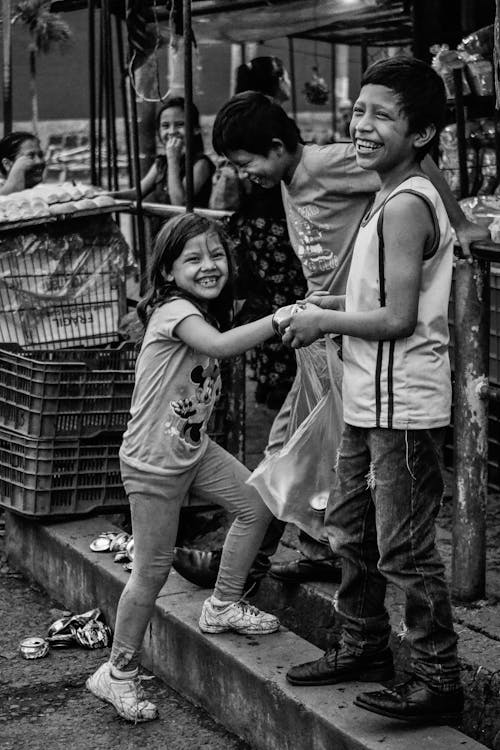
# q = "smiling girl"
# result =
<box><xmin>86</xmin><ymin>213</ymin><xmax>294</xmax><ymax>724</ymax></box>
<box><xmin>115</xmin><ymin>97</ymin><xmax>214</xmax><ymax>209</ymax></box>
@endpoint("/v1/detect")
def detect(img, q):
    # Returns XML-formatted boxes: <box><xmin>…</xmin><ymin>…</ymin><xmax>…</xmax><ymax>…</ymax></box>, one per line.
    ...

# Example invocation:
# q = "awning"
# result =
<box><xmin>191</xmin><ymin>0</ymin><xmax>386</xmax><ymax>43</ymax></box>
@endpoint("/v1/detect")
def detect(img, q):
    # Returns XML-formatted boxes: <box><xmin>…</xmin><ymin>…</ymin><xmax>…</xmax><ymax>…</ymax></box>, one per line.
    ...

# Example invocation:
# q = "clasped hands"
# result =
<box><xmin>272</xmin><ymin>292</ymin><xmax>343</xmax><ymax>348</ymax></box>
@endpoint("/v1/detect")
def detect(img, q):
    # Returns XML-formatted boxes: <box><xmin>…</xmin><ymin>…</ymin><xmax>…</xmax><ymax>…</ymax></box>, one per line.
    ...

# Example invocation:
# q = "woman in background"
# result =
<box><xmin>0</xmin><ymin>131</ymin><xmax>45</xmax><ymax>195</ymax></box>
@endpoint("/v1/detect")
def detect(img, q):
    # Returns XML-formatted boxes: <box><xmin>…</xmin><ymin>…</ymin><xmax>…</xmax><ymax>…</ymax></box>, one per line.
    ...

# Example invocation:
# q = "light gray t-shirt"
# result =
<box><xmin>120</xmin><ymin>298</ymin><xmax>221</xmax><ymax>475</ymax></box>
<box><xmin>281</xmin><ymin>142</ymin><xmax>380</xmax><ymax>294</ymax></box>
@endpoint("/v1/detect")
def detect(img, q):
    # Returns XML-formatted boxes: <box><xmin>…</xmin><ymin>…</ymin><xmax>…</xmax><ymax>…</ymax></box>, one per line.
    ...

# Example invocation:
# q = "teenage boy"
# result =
<box><xmin>206</xmin><ymin>88</ymin><xmax>488</xmax><ymax>588</ymax></box>
<box><xmin>282</xmin><ymin>56</ymin><xmax>462</xmax><ymax>725</ymax></box>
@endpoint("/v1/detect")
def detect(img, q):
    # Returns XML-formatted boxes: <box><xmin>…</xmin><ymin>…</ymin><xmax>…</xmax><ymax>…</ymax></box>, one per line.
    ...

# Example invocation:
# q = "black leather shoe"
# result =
<box><xmin>269</xmin><ymin>557</ymin><xmax>342</xmax><ymax>583</ymax></box>
<box><xmin>172</xmin><ymin>547</ymin><xmax>261</xmax><ymax>596</ymax></box>
<box><xmin>354</xmin><ymin>675</ymin><xmax>464</xmax><ymax>725</ymax></box>
<box><xmin>172</xmin><ymin>547</ymin><xmax>221</xmax><ymax>588</ymax></box>
<box><xmin>286</xmin><ymin>644</ymin><xmax>394</xmax><ymax>686</ymax></box>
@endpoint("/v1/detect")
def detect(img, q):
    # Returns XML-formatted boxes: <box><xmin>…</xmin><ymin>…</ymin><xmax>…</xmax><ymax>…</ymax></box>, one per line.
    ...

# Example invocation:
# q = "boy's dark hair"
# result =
<box><xmin>212</xmin><ymin>91</ymin><xmax>301</xmax><ymax>157</ymax></box>
<box><xmin>156</xmin><ymin>96</ymin><xmax>204</xmax><ymax>155</ymax></box>
<box><xmin>361</xmin><ymin>56</ymin><xmax>446</xmax><ymax>158</ymax></box>
<box><xmin>0</xmin><ymin>131</ymin><xmax>38</xmax><ymax>176</ymax></box>
<box><xmin>137</xmin><ymin>212</ymin><xmax>234</xmax><ymax>334</ymax></box>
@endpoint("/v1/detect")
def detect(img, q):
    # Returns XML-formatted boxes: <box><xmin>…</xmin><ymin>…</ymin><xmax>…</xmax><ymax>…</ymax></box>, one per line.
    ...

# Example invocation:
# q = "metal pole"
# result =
<box><xmin>453</xmin><ymin>67</ymin><xmax>468</xmax><ymax>198</ymax></box>
<box><xmin>452</xmin><ymin>257</ymin><xmax>490</xmax><ymax>601</ymax></box>
<box><xmin>115</xmin><ymin>13</ymin><xmax>133</xmax><ymax>188</ymax></box>
<box><xmin>287</xmin><ymin>36</ymin><xmax>297</xmax><ymax>120</ymax></box>
<box><xmin>2</xmin><ymin>0</ymin><xmax>13</xmax><ymax>134</ymax></box>
<box><xmin>88</xmin><ymin>0</ymin><xmax>97</xmax><ymax>184</ymax></box>
<box><xmin>330</xmin><ymin>42</ymin><xmax>337</xmax><ymax>141</ymax></box>
<box><xmin>183</xmin><ymin>0</ymin><xmax>194</xmax><ymax>212</ymax></box>
<box><xmin>103</xmin><ymin>0</ymin><xmax>119</xmax><ymax>191</ymax></box>
<box><xmin>129</xmin><ymin>80</ymin><xmax>147</xmax><ymax>294</ymax></box>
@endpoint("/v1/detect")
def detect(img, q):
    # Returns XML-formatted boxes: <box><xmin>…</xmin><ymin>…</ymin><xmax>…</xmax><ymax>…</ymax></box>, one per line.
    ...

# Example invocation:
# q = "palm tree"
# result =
<box><xmin>11</xmin><ymin>0</ymin><xmax>72</xmax><ymax>133</ymax></box>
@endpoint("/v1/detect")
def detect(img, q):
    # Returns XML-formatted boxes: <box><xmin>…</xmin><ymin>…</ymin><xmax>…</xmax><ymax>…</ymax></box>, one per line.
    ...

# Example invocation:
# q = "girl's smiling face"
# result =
<box><xmin>168</xmin><ymin>231</ymin><xmax>229</xmax><ymax>303</ymax></box>
<box><xmin>158</xmin><ymin>106</ymin><xmax>186</xmax><ymax>147</ymax></box>
<box><xmin>13</xmin><ymin>138</ymin><xmax>45</xmax><ymax>187</ymax></box>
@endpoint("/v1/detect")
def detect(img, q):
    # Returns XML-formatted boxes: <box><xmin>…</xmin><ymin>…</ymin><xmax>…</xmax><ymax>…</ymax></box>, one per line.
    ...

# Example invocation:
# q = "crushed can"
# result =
<box><xmin>19</xmin><ymin>636</ymin><xmax>49</xmax><ymax>659</ymax></box>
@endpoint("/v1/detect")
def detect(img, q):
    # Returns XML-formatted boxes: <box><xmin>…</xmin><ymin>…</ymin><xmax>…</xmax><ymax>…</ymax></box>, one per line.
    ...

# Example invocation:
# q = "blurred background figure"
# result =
<box><xmin>335</xmin><ymin>98</ymin><xmax>353</xmax><ymax>141</ymax></box>
<box><xmin>0</xmin><ymin>131</ymin><xmax>46</xmax><ymax>195</ymax></box>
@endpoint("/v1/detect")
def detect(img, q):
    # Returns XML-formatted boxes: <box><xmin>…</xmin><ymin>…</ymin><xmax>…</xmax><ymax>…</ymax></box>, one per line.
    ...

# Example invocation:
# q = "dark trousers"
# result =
<box><xmin>328</xmin><ymin>424</ymin><xmax>460</xmax><ymax>690</ymax></box>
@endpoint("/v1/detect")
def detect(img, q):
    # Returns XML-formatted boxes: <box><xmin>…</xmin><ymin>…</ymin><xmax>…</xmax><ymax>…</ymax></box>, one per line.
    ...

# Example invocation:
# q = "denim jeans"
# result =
<box><xmin>328</xmin><ymin>423</ymin><xmax>460</xmax><ymax>691</ymax></box>
<box><xmin>110</xmin><ymin>439</ymin><xmax>273</xmax><ymax>671</ymax></box>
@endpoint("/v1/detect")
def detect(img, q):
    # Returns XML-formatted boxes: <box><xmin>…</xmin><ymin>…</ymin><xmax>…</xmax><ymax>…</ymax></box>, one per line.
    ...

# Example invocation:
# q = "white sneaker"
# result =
<box><xmin>199</xmin><ymin>598</ymin><xmax>280</xmax><ymax>635</ymax></box>
<box><xmin>86</xmin><ymin>661</ymin><xmax>158</xmax><ymax>722</ymax></box>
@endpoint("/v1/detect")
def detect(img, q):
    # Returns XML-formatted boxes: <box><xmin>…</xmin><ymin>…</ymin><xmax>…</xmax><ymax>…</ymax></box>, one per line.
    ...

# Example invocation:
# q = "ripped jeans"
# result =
<box><xmin>326</xmin><ymin>423</ymin><xmax>460</xmax><ymax>691</ymax></box>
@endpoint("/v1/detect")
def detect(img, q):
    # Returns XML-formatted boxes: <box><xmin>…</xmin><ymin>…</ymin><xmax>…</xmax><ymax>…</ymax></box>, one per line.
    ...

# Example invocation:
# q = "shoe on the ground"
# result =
<box><xmin>286</xmin><ymin>643</ymin><xmax>394</xmax><ymax>686</ymax></box>
<box><xmin>86</xmin><ymin>661</ymin><xmax>158</xmax><ymax>722</ymax></box>
<box><xmin>199</xmin><ymin>598</ymin><xmax>280</xmax><ymax>635</ymax></box>
<box><xmin>269</xmin><ymin>557</ymin><xmax>342</xmax><ymax>583</ymax></box>
<box><xmin>172</xmin><ymin>547</ymin><xmax>221</xmax><ymax>588</ymax></box>
<box><xmin>172</xmin><ymin>547</ymin><xmax>262</xmax><ymax>596</ymax></box>
<box><xmin>354</xmin><ymin>674</ymin><xmax>464</xmax><ymax>725</ymax></box>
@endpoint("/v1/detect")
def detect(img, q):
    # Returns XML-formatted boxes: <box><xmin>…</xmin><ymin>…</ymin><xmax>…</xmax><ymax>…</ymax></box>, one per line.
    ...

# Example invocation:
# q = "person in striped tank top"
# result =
<box><xmin>282</xmin><ymin>57</ymin><xmax>462</xmax><ymax>726</ymax></box>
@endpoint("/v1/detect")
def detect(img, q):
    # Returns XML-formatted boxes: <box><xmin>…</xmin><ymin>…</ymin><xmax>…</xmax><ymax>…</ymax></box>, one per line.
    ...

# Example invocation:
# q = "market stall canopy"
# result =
<box><xmin>191</xmin><ymin>0</ymin><xmax>391</xmax><ymax>44</ymax></box>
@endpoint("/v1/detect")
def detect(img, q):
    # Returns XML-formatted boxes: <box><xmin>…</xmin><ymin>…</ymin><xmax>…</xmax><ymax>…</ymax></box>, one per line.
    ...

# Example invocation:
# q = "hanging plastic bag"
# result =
<box><xmin>247</xmin><ymin>336</ymin><xmax>343</xmax><ymax>542</ymax></box>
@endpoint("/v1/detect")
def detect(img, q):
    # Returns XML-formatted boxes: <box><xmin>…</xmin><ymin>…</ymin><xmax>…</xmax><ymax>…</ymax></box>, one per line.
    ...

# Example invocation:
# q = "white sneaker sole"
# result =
<box><xmin>85</xmin><ymin>674</ymin><xmax>158</xmax><ymax>723</ymax></box>
<box><xmin>199</xmin><ymin>620</ymin><xmax>280</xmax><ymax>635</ymax></box>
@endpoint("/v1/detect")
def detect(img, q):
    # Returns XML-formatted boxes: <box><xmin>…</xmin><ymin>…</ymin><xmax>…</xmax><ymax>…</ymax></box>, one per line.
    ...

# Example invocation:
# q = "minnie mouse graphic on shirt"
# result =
<box><xmin>169</xmin><ymin>360</ymin><xmax>222</xmax><ymax>448</ymax></box>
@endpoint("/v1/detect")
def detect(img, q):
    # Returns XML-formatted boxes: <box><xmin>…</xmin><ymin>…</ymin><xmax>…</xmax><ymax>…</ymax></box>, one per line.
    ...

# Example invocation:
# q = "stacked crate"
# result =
<box><xmin>0</xmin><ymin>345</ymin><xmax>134</xmax><ymax>517</ymax></box>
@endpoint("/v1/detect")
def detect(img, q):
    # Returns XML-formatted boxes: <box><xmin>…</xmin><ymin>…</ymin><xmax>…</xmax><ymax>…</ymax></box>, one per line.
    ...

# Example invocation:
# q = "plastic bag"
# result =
<box><xmin>247</xmin><ymin>336</ymin><xmax>343</xmax><ymax>542</ymax></box>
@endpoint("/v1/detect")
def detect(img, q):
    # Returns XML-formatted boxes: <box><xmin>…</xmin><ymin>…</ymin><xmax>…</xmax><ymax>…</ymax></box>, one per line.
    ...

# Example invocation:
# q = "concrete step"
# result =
<box><xmin>253</xmin><ymin>532</ymin><xmax>500</xmax><ymax>750</ymax></box>
<box><xmin>5</xmin><ymin>512</ymin><xmax>487</xmax><ymax>750</ymax></box>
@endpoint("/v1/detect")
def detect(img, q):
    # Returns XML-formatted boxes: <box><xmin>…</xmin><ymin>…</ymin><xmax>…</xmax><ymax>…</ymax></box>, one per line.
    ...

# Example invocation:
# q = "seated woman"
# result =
<box><xmin>115</xmin><ymin>96</ymin><xmax>214</xmax><ymax>209</ymax></box>
<box><xmin>0</xmin><ymin>131</ymin><xmax>46</xmax><ymax>195</ymax></box>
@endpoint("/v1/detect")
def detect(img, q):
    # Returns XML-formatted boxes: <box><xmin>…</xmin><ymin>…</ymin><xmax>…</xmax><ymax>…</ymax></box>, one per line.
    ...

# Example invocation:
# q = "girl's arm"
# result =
<box><xmin>0</xmin><ymin>156</ymin><xmax>32</xmax><ymax>195</ymax></box>
<box><xmin>421</xmin><ymin>154</ymin><xmax>490</xmax><ymax>260</ymax></box>
<box><xmin>176</xmin><ymin>313</ymin><xmax>278</xmax><ymax>358</ymax></box>
<box><xmin>110</xmin><ymin>163</ymin><xmax>158</xmax><ymax>200</ymax></box>
<box><xmin>283</xmin><ymin>194</ymin><xmax>430</xmax><ymax>347</ymax></box>
<box><xmin>304</xmin><ymin>292</ymin><xmax>346</xmax><ymax>311</ymax></box>
<box><xmin>167</xmin><ymin>145</ymin><xmax>212</xmax><ymax>206</ymax></box>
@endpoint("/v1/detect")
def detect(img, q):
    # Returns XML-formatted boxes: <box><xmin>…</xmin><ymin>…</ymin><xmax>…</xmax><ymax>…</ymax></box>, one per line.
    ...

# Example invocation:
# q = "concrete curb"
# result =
<box><xmin>5</xmin><ymin>512</ymin><xmax>487</xmax><ymax>750</ymax></box>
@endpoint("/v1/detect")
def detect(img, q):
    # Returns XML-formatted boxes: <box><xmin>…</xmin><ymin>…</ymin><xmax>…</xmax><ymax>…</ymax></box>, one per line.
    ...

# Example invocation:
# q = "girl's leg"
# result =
<box><xmin>109</xmin><ymin>490</ymin><xmax>184</xmax><ymax>671</ymax></box>
<box><xmin>87</xmin><ymin>470</ymin><xmax>190</xmax><ymax>722</ymax></box>
<box><xmin>191</xmin><ymin>440</ymin><xmax>274</xmax><ymax>602</ymax></box>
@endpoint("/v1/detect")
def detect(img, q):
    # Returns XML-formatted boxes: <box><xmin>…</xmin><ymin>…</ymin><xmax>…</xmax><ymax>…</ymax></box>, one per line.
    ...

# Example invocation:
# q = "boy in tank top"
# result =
<box><xmin>282</xmin><ymin>57</ymin><xmax>462</xmax><ymax>725</ymax></box>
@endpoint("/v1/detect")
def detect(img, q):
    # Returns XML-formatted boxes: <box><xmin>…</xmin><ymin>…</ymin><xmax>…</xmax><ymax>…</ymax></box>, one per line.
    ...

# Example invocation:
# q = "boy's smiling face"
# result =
<box><xmin>226</xmin><ymin>140</ymin><xmax>295</xmax><ymax>188</ymax></box>
<box><xmin>350</xmin><ymin>84</ymin><xmax>434</xmax><ymax>175</ymax></box>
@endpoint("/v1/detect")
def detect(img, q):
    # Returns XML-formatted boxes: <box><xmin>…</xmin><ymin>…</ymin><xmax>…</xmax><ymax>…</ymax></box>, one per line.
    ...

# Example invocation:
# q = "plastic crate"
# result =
<box><xmin>0</xmin><ymin>429</ymin><xmax>125</xmax><ymax>517</ymax></box>
<box><xmin>0</xmin><ymin>216</ymin><xmax>127</xmax><ymax>349</ymax></box>
<box><xmin>0</xmin><ymin>344</ymin><xmax>136</xmax><ymax>439</ymax></box>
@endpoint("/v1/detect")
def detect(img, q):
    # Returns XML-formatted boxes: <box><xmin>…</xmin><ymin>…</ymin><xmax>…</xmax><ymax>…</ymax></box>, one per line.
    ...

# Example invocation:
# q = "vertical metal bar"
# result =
<box><xmin>129</xmin><ymin>78</ymin><xmax>147</xmax><ymax>293</ymax></box>
<box><xmin>452</xmin><ymin>258</ymin><xmax>490</xmax><ymax>601</ymax></box>
<box><xmin>330</xmin><ymin>42</ymin><xmax>337</xmax><ymax>141</ymax></box>
<box><xmin>2</xmin><ymin>0</ymin><xmax>13</xmax><ymax>134</ymax></box>
<box><xmin>115</xmin><ymin>13</ymin><xmax>133</xmax><ymax>188</ymax></box>
<box><xmin>453</xmin><ymin>67</ymin><xmax>469</xmax><ymax>198</ymax></box>
<box><xmin>101</xmin><ymin>2</ymin><xmax>113</xmax><ymax>191</ymax></box>
<box><xmin>287</xmin><ymin>36</ymin><xmax>297</xmax><ymax>120</ymax></box>
<box><xmin>103</xmin><ymin>0</ymin><xmax>119</xmax><ymax>191</ymax></box>
<box><xmin>183</xmin><ymin>0</ymin><xmax>194</xmax><ymax>212</ymax></box>
<box><xmin>97</xmin><ymin>9</ymin><xmax>105</xmax><ymax>186</ymax></box>
<box><xmin>88</xmin><ymin>0</ymin><xmax>97</xmax><ymax>185</ymax></box>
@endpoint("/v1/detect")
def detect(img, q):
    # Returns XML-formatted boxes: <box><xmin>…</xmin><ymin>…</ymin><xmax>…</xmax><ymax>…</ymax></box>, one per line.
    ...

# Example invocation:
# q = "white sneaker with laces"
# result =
<box><xmin>199</xmin><ymin>597</ymin><xmax>280</xmax><ymax>635</ymax></box>
<box><xmin>86</xmin><ymin>661</ymin><xmax>158</xmax><ymax>722</ymax></box>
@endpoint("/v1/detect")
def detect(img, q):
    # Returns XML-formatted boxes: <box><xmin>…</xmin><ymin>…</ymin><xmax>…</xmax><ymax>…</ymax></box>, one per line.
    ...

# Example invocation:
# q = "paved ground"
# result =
<box><xmin>0</xmin><ymin>530</ymin><xmax>250</xmax><ymax>750</ymax></box>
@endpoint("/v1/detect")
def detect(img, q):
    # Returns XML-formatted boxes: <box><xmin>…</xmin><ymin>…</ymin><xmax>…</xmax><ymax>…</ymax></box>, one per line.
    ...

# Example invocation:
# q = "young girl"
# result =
<box><xmin>115</xmin><ymin>97</ymin><xmax>214</xmax><ymax>210</ymax></box>
<box><xmin>0</xmin><ymin>131</ymin><xmax>46</xmax><ymax>195</ymax></box>
<box><xmin>86</xmin><ymin>212</ymin><xmax>291</xmax><ymax>723</ymax></box>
